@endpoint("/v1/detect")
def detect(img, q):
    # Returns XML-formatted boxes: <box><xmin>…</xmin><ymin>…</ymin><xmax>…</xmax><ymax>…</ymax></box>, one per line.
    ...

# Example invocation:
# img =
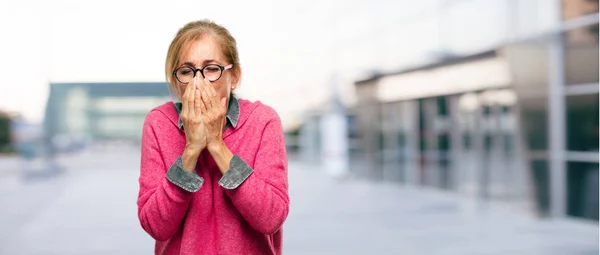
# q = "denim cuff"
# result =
<box><xmin>218</xmin><ymin>155</ymin><xmax>253</xmax><ymax>190</ymax></box>
<box><xmin>166</xmin><ymin>156</ymin><xmax>204</xmax><ymax>192</ymax></box>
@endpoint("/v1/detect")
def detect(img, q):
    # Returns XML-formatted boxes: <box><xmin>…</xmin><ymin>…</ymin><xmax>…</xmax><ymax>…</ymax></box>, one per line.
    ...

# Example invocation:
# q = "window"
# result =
<box><xmin>564</xmin><ymin>24</ymin><xmax>599</xmax><ymax>85</ymax></box>
<box><xmin>567</xmin><ymin>162</ymin><xmax>599</xmax><ymax>220</ymax></box>
<box><xmin>463</xmin><ymin>134</ymin><xmax>472</xmax><ymax>149</ymax></box>
<box><xmin>531</xmin><ymin>160</ymin><xmax>551</xmax><ymax>216</ymax></box>
<box><xmin>566</xmin><ymin>93</ymin><xmax>599</xmax><ymax>151</ymax></box>
<box><xmin>436</xmin><ymin>96</ymin><xmax>448</xmax><ymax>116</ymax></box>
<box><xmin>438</xmin><ymin>134</ymin><xmax>450</xmax><ymax>151</ymax></box>
<box><xmin>520</xmin><ymin>97</ymin><xmax>549</xmax><ymax>150</ymax></box>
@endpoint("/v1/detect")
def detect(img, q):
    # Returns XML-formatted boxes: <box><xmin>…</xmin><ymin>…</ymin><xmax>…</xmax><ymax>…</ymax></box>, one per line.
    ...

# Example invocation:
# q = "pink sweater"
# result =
<box><xmin>137</xmin><ymin>99</ymin><xmax>289</xmax><ymax>255</ymax></box>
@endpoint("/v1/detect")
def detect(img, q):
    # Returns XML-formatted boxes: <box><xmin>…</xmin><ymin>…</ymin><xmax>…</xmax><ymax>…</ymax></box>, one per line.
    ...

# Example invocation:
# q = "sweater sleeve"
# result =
<box><xmin>220</xmin><ymin>107</ymin><xmax>290</xmax><ymax>235</ymax></box>
<box><xmin>137</xmin><ymin>110</ymin><xmax>199</xmax><ymax>241</ymax></box>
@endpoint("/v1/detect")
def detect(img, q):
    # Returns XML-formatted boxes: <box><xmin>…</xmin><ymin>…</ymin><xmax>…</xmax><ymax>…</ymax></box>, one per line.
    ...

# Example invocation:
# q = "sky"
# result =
<box><xmin>0</xmin><ymin>0</ymin><xmax>447</xmax><ymax>130</ymax></box>
<box><xmin>0</xmin><ymin>0</ymin><xmax>327</xmax><ymax>129</ymax></box>
<box><xmin>0</xmin><ymin>0</ymin><xmax>541</xmax><ymax>129</ymax></box>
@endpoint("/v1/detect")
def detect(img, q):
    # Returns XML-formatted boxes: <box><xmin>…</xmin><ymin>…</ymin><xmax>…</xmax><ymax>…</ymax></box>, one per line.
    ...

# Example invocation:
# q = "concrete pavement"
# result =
<box><xmin>0</xmin><ymin>150</ymin><xmax>151</xmax><ymax>255</ymax></box>
<box><xmin>284</xmin><ymin>163</ymin><xmax>598</xmax><ymax>255</ymax></box>
<box><xmin>0</xmin><ymin>149</ymin><xmax>597</xmax><ymax>255</ymax></box>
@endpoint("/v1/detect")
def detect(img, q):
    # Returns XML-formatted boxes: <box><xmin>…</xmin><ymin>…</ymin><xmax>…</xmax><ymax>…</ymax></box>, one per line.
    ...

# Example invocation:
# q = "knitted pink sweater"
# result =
<box><xmin>137</xmin><ymin>99</ymin><xmax>289</xmax><ymax>255</ymax></box>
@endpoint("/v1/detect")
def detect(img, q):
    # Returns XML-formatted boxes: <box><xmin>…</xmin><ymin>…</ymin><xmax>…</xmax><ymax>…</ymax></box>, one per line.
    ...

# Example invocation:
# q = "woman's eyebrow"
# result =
<box><xmin>202</xmin><ymin>59</ymin><xmax>221</xmax><ymax>65</ymax></box>
<box><xmin>181</xmin><ymin>59</ymin><xmax>221</xmax><ymax>68</ymax></box>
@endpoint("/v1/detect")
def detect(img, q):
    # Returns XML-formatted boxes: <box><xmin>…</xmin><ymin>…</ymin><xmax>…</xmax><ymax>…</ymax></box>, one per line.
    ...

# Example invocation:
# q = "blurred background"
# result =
<box><xmin>0</xmin><ymin>0</ymin><xmax>598</xmax><ymax>254</ymax></box>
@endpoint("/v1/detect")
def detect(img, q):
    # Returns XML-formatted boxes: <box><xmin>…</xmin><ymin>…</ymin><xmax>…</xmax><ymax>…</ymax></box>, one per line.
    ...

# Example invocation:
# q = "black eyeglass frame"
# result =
<box><xmin>173</xmin><ymin>64</ymin><xmax>233</xmax><ymax>83</ymax></box>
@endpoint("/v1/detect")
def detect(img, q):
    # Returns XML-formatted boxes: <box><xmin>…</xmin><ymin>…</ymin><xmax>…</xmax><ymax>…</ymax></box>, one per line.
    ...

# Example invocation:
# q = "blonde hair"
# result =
<box><xmin>165</xmin><ymin>19</ymin><xmax>241</xmax><ymax>96</ymax></box>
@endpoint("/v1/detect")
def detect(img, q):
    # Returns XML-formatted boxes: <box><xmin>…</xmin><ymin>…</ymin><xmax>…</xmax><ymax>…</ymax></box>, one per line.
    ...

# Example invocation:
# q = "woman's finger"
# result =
<box><xmin>204</xmin><ymin>90</ymin><xmax>213</xmax><ymax>111</ymax></box>
<box><xmin>206</xmin><ymin>78</ymin><xmax>216</xmax><ymax>98</ymax></box>
<box><xmin>200</xmin><ymin>92</ymin><xmax>208</xmax><ymax>117</ymax></box>
<box><xmin>202</xmin><ymin>77</ymin><xmax>218</xmax><ymax>110</ymax></box>
<box><xmin>181</xmin><ymin>80</ymin><xmax>191</xmax><ymax>116</ymax></box>
<box><xmin>220</xmin><ymin>97</ymin><xmax>227</xmax><ymax>108</ymax></box>
<box><xmin>201</xmin><ymin>80</ymin><xmax>213</xmax><ymax>110</ymax></box>
<box><xmin>193</xmin><ymin>77</ymin><xmax>202</xmax><ymax>115</ymax></box>
<box><xmin>207</xmin><ymin>81</ymin><xmax>220</xmax><ymax>108</ymax></box>
<box><xmin>187</xmin><ymin>77</ymin><xmax>197</xmax><ymax>116</ymax></box>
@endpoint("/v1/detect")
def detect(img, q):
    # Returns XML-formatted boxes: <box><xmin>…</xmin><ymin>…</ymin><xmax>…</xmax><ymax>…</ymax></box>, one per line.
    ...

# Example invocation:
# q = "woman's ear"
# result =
<box><xmin>232</xmin><ymin>68</ymin><xmax>242</xmax><ymax>87</ymax></box>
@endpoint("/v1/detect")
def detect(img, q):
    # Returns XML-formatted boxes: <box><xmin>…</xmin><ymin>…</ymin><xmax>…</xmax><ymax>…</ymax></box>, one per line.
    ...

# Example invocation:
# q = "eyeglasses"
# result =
<box><xmin>173</xmin><ymin>64</ymin><xmax>233</xmax><ymax>84</ymax></box>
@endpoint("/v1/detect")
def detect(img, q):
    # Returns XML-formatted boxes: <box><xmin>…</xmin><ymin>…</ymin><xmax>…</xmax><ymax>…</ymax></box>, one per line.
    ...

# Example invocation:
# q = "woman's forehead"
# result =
<box><xmin>179</xmin><ymin>36</ymin><xmax>225</xmax><ymax>66</ymax></box>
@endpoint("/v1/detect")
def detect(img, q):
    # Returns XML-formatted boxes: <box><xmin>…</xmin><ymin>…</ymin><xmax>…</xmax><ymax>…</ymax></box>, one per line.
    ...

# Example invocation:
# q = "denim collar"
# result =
<box><xmin>174</xmin><ymin>94</ymin><xmax>240</xmax><ymax>131</ymax></box>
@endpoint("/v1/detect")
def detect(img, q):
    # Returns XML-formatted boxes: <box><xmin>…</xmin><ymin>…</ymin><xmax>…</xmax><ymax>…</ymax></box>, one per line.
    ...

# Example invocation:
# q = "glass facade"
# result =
<box><xmin>325</xmin><ymin>0</ymin><xmax>599</xmax><ymax>221</ymax></box>
<box><xmin>561</xmin><ymin>5</ymin><xmax>599</xmax><ymax>221</ymax></box>
<box><xmin>45</xmin><ymin>82</ymin><xmax>171</xmax><ymax>143</ymax></box>
<box><xmin>361</xmin><ymin>87</ymin><xmax>528</xmax><ymax>202</ymax></box>
<box><xmin>520</xmin><ymin>97</ymin><xmax>549</xmax><ymax>151</ymax></box>
<box><xmin>353</xmin><ymin>36</ymin><xmax>598</xmax><ymax>220</ymax></box>
<box><xmin>91</xmin><ymin>97</ymin><xmax>170</xmax><ymax>139</ymax></box>
<box><xmin>566</xmin><ymin>93</ymin><xmax>599</xmax><ymax>152</ymax></box>
<box><xmin>567</xmin><ymin>162</ymin><xmax>599</xmax><ymax>220</ymax></box>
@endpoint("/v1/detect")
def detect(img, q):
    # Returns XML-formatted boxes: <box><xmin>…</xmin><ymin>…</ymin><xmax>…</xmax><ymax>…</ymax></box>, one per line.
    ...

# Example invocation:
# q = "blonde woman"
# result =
<box><xmin>137</xmin><ymin>20</ymin><xmax>289</xmax><ymax>255</ymax></box>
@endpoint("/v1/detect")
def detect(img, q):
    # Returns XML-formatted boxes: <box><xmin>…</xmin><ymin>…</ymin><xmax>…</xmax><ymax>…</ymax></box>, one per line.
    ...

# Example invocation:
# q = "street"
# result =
<box><xmin>0</xmin><ymin>148</ymin><xmax>597</xmax><ymax>255</ymax></box>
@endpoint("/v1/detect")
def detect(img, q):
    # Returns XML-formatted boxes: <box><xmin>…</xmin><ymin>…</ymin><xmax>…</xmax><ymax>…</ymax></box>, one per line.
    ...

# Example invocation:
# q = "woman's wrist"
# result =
<box><xmin>207</xmin><ymin>138</ymin><xmax>224</xmax><ymax>153</ymax></box>
<box><xmin>182</xmin><ymin>145</ymin><xmax>201</xmax><ymax>172</ymax></box>
<box><xmin>208</xmin><ymin>140</ymin><xmax>233</xmax><ymax>175</ymax></box>
<box><xmin>185</xmin><ymin>142</ymin><xmax>204</xmax><ymax>154</ymax></box>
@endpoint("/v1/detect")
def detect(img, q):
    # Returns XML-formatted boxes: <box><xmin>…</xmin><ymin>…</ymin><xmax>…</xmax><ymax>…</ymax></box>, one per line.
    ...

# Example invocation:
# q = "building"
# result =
<box><xmin>354</xmin><ymin>50</ymin><xmax>531</xmax><ymax>213</ymax></box>
<box><xmin>44</xmin><ymin>82</ymin><xmax>171</xmax><ymax>146</ymax></box>
<box><xmin>349</xmin><ymin>0</ymin><xmax>598</xmax><ymax>221</ymax></box>
<box><xmin>297</xmin><ymin>97</ymin><xmax>361</xmax><ymax>165</ymax></box>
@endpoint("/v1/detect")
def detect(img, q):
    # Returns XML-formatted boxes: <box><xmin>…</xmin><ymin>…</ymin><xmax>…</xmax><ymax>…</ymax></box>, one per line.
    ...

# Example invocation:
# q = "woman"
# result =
<box><xmin>137</xmin><ymin>20</ymin><xmax>289</xmax><ymax>255</ymax></box>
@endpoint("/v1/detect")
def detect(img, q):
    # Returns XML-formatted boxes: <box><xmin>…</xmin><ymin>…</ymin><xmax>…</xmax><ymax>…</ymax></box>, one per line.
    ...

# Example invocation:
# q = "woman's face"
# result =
<box><xmin>174</xmin><ymin>35</ymin><xmax>237</xmax><ymax>103</ymax></box>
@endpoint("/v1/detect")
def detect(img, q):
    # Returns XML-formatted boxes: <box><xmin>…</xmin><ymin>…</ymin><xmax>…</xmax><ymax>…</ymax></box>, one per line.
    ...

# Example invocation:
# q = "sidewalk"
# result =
<box><xmin>0</xmin><ymin>151</ymin><xmax>596</xmax><ymax>255</ymax></box>
<box><xmin>0</xmin><ymin>155</ymin><xmax>20</xmax><ymax>178</ymax></box>
<box><xmin>284</xmin><ymin>161</ymin><xmax>598</xmax><ymax>255</ymax></box>
<box><xmin>0</xmin><ymin>150</ymin><xmax>152</xmax><ymax>255</ymax></box>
